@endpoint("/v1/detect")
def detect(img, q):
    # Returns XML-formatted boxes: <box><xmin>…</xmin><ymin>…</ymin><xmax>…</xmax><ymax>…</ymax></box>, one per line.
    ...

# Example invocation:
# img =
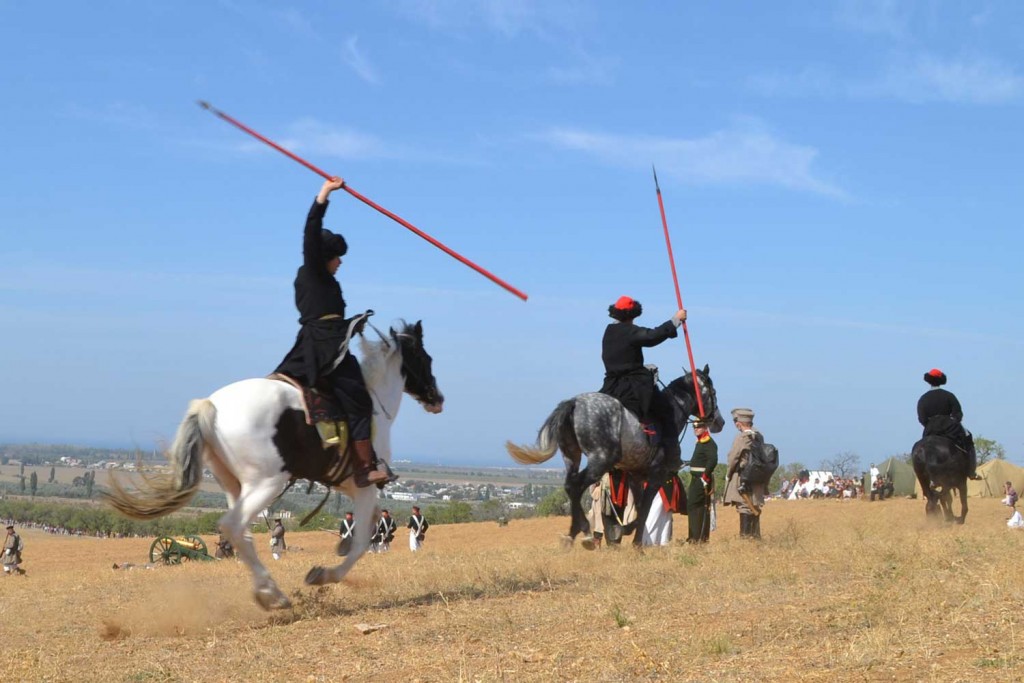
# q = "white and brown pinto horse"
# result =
<box><xmin>105</xmin><ymin>321</ymin><xmax>443</xmax><ymax>610</ymax></box>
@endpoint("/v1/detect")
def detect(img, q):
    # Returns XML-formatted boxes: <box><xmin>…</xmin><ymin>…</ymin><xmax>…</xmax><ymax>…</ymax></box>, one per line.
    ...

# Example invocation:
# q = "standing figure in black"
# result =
<box><xmin>599</xmin><ymin>296</ymin><xmax>687</xmax><ymax>472</ymax></box>
<box><xmin>275</xmin><ymin>178</ymin><xmax>388</xmax><ymax>488</ymax></box>
<box><xmin>917</xmin><ymin>368</ymin><xmax>980</xmax><ymax>480</ymax></box>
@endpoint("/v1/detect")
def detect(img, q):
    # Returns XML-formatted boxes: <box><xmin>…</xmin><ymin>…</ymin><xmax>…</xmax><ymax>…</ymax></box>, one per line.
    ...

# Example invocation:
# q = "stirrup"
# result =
<box><xmin>315</xmin><ymin>421</ymin><xmax>343</xmax><ymax>445</ymax></box>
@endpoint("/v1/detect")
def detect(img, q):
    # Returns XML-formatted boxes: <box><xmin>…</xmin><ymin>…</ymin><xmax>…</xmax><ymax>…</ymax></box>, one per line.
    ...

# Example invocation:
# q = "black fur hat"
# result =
<box><xmin>923</xmin><ymin>368</ymin><xmax>947</xmax><ymax>387</ymax></box>
<box><xmin>608</xmin><ymin>296</ymin><xmax>642</xmax><ymax>321</ymax></box>
<box><xmin>321</xmin><ymin>229</ymin><xmax>348</xmax><ymax>259</ymax></box>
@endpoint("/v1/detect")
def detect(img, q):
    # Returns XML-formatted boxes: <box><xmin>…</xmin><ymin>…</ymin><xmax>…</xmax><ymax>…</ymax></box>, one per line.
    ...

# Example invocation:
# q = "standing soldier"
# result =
<box><xmin>3</xmin><ymin>524</ymin><xmax>24</xmax><ymax>575</ymax></box>
<box><xmin>407</xmin><ymin>506</ymin><xmax>429</xmax><ymax>552</ymax></box>
<box><xmin>270</xmin><ymin>518</ymin><xmax>286</xmax><ymax>560</ymax></box>
<box><xmin>337</xmin><ymin>511</ymin><xmax>355</xmax><ymax>556</ymax></box>
<box><xmin>686</xmin><ymin>419</ymin><xmax>719</xmax><ymax>543</ymax></box>
<box><xmin>371</xmin><ymin>509</ymin><xmax>397</xmax><ymax>553</ymax></box>
<box><xmin>723</xmin><ymin>408</ymin><xmax>766</xmax><ymax>539</ymax></box>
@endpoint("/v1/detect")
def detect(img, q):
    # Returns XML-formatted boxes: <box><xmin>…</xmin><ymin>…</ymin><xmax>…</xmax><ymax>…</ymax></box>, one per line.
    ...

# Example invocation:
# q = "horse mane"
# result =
<box><xmin>357</xmin><ymin>320</ymin><xmax>414</xmax><ymax>388</ymax></box>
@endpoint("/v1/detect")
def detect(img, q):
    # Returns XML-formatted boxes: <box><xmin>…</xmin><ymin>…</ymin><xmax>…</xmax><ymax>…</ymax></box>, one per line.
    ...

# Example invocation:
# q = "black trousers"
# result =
<box><xmin>325</xmin><ymin>354</ymin><xmax>373</xmax><ymax>441</ymax></box>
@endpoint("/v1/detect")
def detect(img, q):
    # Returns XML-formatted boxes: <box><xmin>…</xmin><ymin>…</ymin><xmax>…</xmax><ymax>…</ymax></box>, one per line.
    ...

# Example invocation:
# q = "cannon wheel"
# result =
<box><xmin>150</xmin><ymin>536</ymin><xmax>183</xmax><ymax>565</ymax></box>
<box><xmin>184</xmin><ymin>535</ymin><xmax>209</xmax><ymax>557</ymax></box>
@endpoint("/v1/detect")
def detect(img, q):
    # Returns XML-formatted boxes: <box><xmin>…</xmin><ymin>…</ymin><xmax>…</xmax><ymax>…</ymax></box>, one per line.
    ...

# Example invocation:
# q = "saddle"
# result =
<box><xmin>266</xmin><ymin>373</ymin><xmax>392</xmax><ymax>495</ymax></box>
<box><xmin>267</xmin><ymin>373</ymin><xmax>350</xmax><ymax>445</ymax></box>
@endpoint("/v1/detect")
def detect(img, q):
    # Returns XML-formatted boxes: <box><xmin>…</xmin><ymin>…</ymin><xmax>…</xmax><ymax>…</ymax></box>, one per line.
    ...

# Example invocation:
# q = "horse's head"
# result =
<box><xmin>391</xmin><ymin>320</ymin><xmax>444</xmax><ymax>414</ymax></box>
<box><xmin>666</xmin><ymin>364</ymin><xmax>725</xmax><ymax>433</ymax></box>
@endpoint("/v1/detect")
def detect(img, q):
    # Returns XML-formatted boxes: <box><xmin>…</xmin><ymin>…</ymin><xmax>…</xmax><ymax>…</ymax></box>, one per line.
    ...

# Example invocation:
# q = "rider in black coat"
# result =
<box><xmin>275</xmin><ymin>178</ymin><xmax>387</xmax><ymax>488</ymax></box>
<box><xmin>917</xmin><ymin>368</ymin><xmax>979</xmax><ymax>479</ymax></box>
<box><xmin>599</xmin><ymin>296</ymin><xmax>687</xmax><ymax>472</ymax></box>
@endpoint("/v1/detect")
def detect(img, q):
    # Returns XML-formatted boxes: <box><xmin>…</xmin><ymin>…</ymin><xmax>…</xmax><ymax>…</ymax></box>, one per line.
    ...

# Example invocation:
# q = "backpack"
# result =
<box><xmin>741</xmin><ymin>433</ymin><xmax>779</xmax><ymax>485</ymax></box>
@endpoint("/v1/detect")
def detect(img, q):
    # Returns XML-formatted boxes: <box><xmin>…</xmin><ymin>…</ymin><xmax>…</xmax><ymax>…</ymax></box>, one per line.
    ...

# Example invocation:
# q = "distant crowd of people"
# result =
<box><xmin>0</xmin><ymin>518</ymin><xmax>142</xmax><ymax>538</ymax></box>
<box><xmin>778</xmin><ymin>475</ymin><xmax>868</xmax><ymax>501</ymax></box>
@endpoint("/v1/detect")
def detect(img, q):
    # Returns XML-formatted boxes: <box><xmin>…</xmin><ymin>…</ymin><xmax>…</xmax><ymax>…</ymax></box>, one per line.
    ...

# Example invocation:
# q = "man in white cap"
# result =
<box><xmin>723</xmin><ymin>408</ymin><xmax>766</xmax><ymax>539</ymax></box>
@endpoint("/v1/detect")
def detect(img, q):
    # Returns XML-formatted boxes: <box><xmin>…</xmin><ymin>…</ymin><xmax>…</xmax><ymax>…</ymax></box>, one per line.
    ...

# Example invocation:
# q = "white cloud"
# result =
<box><xmin>342</xmin><ymin>36</ymin><xmax>380</xmax><ymax>85</ymax></box>
<box><xmin>277</xmin><ymin>8</ymin><xmax>316</xmax><ymax>36</ymax></box>
<box><xmin>864</xmin><ymin>54</ymin><xmax>1023</xmax><ymax>104</ymax></box>
<box><xmin>545</xmin><ymin>46</ymin><xmax>616</xmax><ymax>86</ymax></box>
<box><xmin>279</xmin><ymin>118</ymin><xmax>395</xmax><ymax>160</ymax></box>
<box><xmin>747</xmin><ymin>66</ymin><xmax>841</xmax><ymax>99</ymax></box>
<box><xmin>751</xmin><ymin>54</ymin><xmax>1023</xmax><ymax>105</ymax></box>
<box><xmin>63</xmin><ymin>101</ymin><xmax>162</xmax><ymax>131</ymax></box>
<box><xmin>535</xmin><ymin>121</ymin><xmax>846</xmax><ymax>199</ymax></box>
<box><xmin>834</xmin><ymin>0</ymin><xmax>910</xmax><ymax>39</ymax></box>
<box><xmin>393</xmin><ymin>0</ymin><xmax>590</xmax><ymax>39</ymax></box>
<box><xmin>971</xmin><ymin>7</ymin><xmax>994</xmax><ymax>27</ymax></box>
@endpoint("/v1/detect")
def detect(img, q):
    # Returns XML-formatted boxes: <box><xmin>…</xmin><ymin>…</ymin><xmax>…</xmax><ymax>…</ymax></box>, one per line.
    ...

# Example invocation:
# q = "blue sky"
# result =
<box><xmin>1</xmin><ymin>1</ymin><xmax>1021</xmax><ymax>469</ymax></box>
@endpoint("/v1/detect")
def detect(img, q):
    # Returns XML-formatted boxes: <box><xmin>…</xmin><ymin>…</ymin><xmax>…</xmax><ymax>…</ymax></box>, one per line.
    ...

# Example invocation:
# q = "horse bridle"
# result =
<box><xmin>365</xmin><ymin>321</ymin><xmax>437</xmax><ymax>412</ymax></box>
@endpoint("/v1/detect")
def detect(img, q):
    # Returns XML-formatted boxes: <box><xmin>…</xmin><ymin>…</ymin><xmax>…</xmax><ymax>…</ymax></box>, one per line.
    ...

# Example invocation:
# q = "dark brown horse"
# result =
<box><xmin>912</xmin><ymin>436</ymin><xmax>969</xmax><ymax>524</ymax></box>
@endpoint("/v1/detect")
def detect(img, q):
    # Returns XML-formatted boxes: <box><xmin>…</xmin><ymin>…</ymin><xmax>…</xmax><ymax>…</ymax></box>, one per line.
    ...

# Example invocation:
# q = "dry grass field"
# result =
<box><xmin>1</xmin><ymin>497</ymin><xmax>1022</xmax><ymax>682</ymax></box>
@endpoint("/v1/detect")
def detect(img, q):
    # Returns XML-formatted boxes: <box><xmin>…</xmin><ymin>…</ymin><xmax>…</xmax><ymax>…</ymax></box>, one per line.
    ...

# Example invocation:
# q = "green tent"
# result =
<box><xmin>967</xmin><ymin>459</ymin><xmax>1024</xmax><ymax>498</ymax></box>
<box><xmin>874</xmin><ymin>456</ymin><xmax>917</xmax><ymax>497</ymax></box>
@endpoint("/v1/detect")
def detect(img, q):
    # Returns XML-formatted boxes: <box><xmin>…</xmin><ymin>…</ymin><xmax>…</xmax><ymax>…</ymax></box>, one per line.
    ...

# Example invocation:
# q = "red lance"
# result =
<box><xmin>652</xmin><ymin>166</ymin><xmax>705</xmax><ymax>418</ymax></box>
<box><xmin>198</xmin><ymin>101</ymin><xmax>528</xmax><ymax>301</ymax></box>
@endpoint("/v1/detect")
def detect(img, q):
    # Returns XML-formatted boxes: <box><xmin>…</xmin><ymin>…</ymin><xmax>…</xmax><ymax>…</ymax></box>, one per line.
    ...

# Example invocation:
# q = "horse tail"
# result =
<box><xmin>103</xmin><ymin>399</ymin><xmax>213</xmax><ymax>519</ymax></box>
<box><xmin>506</xmin><ymin>399</ymin><xmax>575</xmax><ymax>465</ymax></box>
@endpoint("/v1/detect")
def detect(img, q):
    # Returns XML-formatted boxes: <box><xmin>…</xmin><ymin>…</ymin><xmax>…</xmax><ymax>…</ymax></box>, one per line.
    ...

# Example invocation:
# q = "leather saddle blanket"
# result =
<box><xmin>267</xmin><ymin>373</ymin><xmax>345</xmax><ymax>425</ymax></box>
<box><xmin>266</xmin><ymin>373</ymin><xmax>354</xmax><ymax>488</ymax></box>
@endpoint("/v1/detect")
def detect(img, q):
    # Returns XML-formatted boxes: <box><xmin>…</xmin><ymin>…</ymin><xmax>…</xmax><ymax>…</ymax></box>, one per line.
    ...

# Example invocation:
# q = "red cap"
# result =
<box><xmin>928</xmin><ymin>368</ymin><xmax>943</xmax><ymax>377</ymax></box>
<box><xmin>614</xmin><ymin>296</ymin><xmax>635</xmax><ymax>310</ymax></box>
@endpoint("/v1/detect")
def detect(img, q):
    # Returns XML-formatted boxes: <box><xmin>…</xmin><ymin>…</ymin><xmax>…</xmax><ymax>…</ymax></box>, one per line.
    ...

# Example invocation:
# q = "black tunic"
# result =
<box><xmin>275</xmin><ymin>199</ymin><xmax>351</xmax><ymax>388</ymax></box>
<box><xmin>917</xmin><ymin>388</ymin><xmax>966</xmax><ymax>440</ymax></box>
<box><xmin>686</xmin><ymin>437</ymin><xmax>719</xmax><ymax>508</ymax></box>
<box><xmin>599</xmin><ymin>320</ymin><xmax>678</xmax><ymax>420</ymax></box>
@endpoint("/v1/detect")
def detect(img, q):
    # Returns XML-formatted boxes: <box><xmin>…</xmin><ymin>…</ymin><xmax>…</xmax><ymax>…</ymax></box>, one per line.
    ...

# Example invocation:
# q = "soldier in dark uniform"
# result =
<box><xmin>274</xmin><ymin>178</ymin><xmax>388</xmax><ymax>488</ymax></box>
<box><xmin>407</xmin><ymin>505</ymin><xmax>429</xmax><ymax>552</ymax></box>
<box><xmin>337</xmin><ymin>511</ymin><xmax>355</xmax><ymax>556</ymax></box>
<box><xmin>917</xmin><ymin>368</ymin><xmax>979</xmax><ymax>480</ymax></box>
<box><xmin>599</xmin><ymin>296</ymin><xmax>687</xmax><ymax>471</ymax></box>
<box><xmin>371</xmin><ymin>509</ymin><xmax>397</xmax><ymax>553</ymax></box>
<box><xmin>686</xmin><ymin>419</ymin><xmax>718</xmax><ymax>543</ymax></box>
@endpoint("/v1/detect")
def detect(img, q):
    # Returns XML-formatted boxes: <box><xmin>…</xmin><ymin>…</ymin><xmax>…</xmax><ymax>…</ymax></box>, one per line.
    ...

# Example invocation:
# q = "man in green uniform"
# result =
<box><xmin>686</xmin><ymin>420</ymin><xmax>718</xmax><ymax>543</ymax></box>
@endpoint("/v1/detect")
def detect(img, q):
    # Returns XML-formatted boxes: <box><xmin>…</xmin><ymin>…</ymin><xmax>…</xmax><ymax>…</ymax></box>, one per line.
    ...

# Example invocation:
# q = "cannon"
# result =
<box><xmin>149</xmin><ymin>535</ymin><xmax>215</xmax><ymax>565</ymax></box>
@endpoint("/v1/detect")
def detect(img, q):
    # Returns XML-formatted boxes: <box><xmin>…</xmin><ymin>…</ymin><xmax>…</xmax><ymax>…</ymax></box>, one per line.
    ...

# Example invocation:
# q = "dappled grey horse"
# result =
<box><xmin>912</xmin><ymin>435</ymin><xmax>969</xmax><ymax>524</ymax></box>
<box><xmin>507</xmin><ymin>365</ymin><xmax>724</xmax><ymax>548</ymax></box>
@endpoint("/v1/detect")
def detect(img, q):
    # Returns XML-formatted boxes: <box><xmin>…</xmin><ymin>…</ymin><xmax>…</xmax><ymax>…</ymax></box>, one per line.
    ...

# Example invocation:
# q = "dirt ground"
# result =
<box><xmin>1</xmin><ymin>496</ymin><xmax>1021</xmax><ymax>682</ymax></box>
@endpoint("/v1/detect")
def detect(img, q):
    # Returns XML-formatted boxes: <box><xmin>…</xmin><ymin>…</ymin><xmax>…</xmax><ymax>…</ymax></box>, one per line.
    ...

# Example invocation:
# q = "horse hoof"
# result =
<box><xmin>254</xmin><ymin>587</ymin><xmax>292</xmax><ymax>611</ymax></box>
<box><xmin>305</xmin><ymin>566</ymin><xmax>328</xmax><ymax>586</ymax></box>
<box><xmin>559</xmin><ymin>535</ymin><xmax>574</xmax><ymax>549</ymax></box>
<box><xmin>580</xmin><ymin>536</ymin><xmax>596</xmax><ymax>551</ymax></box>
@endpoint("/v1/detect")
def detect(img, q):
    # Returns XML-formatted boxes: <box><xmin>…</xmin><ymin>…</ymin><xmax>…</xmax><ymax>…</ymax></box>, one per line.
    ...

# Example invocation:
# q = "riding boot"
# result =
<box><xmin>739</xmin><ymin>513</ymin><xmax>749</xmax><ymax>537</ymax></box>
<box><xmin>750</xmin><ymin>515</ymin><xmax>762</xmax><ymax>540</ymax></box>
<box><xmin>966</xmin><ymin>438</ymin><xmax>980</xmax><ymax>480</ymax></box>
<box><xmin>352</xmin><ymin>439</ymin><xmax>388</xmax><ymax>488</ymax></box>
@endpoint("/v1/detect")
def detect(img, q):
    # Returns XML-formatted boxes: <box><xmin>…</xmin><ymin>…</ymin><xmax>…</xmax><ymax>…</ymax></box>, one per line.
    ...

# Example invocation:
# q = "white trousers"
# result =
<box><xmin>643</xmin><ymin>495</ymin><xmax>673</xmax><ymax>546</ymax></box>
<box><xmin>409</xmin><ymin>531</ymin><xmax>422</xmax><ymax>552</ymax></box>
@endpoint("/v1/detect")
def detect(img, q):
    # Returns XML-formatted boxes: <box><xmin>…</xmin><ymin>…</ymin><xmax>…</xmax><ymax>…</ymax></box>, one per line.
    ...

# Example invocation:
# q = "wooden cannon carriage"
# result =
<box><xmin>148</xmin><ymin>535</ymin><xmax>216</xmax><ymax>565</ymax></box>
